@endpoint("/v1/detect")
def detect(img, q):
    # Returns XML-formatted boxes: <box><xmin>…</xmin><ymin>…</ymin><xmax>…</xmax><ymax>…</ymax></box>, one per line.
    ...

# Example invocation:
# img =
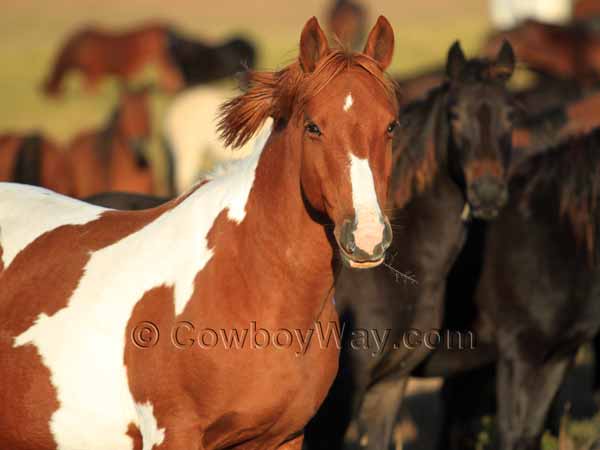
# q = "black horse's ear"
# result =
<box><xmin>446</xmin><ymin>41</ymin><xmax>467</xmax><ymax>81</ymax></box>
<box><xmin>491</xmin><ymin>40</ymin><xmax>516</xmax><ymax>82</ymax></box>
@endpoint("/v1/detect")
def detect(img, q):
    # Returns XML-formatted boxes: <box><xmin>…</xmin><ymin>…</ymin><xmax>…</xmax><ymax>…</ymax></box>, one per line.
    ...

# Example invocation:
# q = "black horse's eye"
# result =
<box><xmin>305</xmin><ymin>122</ymin><xmax>321</xmax><ymax>136</ymax></box>
<box><xmin>386</xmin><ymin>121</ymin><xmax>398</xmax><ymax>134</ymax></box>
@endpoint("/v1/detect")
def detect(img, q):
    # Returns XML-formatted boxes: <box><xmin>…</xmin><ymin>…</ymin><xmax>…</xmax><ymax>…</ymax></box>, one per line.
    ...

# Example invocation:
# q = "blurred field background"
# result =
<box><xmin>0</xmin><ymin>0</ymin><xmax>490</xmax><ymax>195</ymax></box>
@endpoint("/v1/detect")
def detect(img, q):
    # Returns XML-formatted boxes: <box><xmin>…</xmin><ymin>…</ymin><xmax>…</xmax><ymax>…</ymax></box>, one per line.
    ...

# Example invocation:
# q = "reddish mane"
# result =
<box><xmin>218</xmin><ymin>49</ymin><xmax>397</xmax><ymax>148</ymax></box>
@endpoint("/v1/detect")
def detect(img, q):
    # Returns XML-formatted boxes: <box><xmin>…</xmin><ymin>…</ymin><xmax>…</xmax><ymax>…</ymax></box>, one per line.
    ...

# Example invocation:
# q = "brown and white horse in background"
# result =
<box><xmin>43</xmin><ymin>22</ymin><xmax>183</xmax><ymax>96</ymax></box>
<box><xmin>0</xmin><ymin>132</ymin><xmax>72</xmax><ymax>194</ymax></box>
<box><xmin>0</xmin><ymin>16</ymin><xmax>398</xmax><ymax>450</ymax></box>
<box><xmin>66</xmin><ymin>86</ymin><xmax>157</xmax><ymax>198</ymax></box>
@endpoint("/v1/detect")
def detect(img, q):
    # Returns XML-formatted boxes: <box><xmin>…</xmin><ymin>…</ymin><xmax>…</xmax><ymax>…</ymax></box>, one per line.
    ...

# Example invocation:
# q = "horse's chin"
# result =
<box><xmin>339</xmin><ymin>249</ymin><xmax>385</xmax><ymax>269</ymax></box>
<box><xmin>472</xmin><ymin>207</ymin><xmax>500</xmax><ymax>220</ymax></box>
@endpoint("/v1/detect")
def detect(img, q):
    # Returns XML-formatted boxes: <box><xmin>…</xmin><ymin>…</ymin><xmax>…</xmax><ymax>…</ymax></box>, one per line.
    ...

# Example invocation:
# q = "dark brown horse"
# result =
<box><xmin>305</xmin><ymin>40</ymin><xmax>517</xmax><ymax>450</ymax></box>
<box><xmin>0</xmin><ymin>132</ymin><xmax>71</xmax><ymax>194</ymax></box>
<box><xmin>415</xmin><ymin>94</ymin><xmax>600</xmax><ymax>450</ymax></box>
<box><xmin>66</xmin><ymin>87</ymin><xmax>156</xmax><ymax>198</ymax></box>
<box><xmin>484</xmin><ymin>20</ymin><xmax>600</xmax><ymax>85</ymax></box>
<box><xmin>0</xmin><ymin>16</ymin><xmax>398</xmax><ymax>450</ymax></box>
<box><xmin>43</xmin><ymin>22</ymin><xmax>183</xmax><ymax>96</ymax></box>
<box><xmin>327</xmin><ymin>0</ymin><xmax>367</xmax><ymax>50</ymax></box>
<box><xmin>468</xmin><ymin>129</ymin><xmax>600</xmax><ymax>450</ymax></box>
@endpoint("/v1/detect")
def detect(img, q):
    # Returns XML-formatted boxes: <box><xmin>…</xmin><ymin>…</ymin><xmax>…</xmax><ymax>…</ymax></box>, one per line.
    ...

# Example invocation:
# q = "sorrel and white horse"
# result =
<box><xmin>163</xmin><ymin>85</ymin><xmax>273</xmax><ymax>193</ymax></box>
<box><xmin>0</xmin><ymin>16</ymin><xmax>398</xmax><ymax>450</ymax></box>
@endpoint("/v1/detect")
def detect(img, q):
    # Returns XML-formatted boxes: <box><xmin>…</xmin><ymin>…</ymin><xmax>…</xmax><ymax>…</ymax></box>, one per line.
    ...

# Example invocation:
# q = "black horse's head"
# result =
<box><xmin>446</xmin><ymin>40</ymin><xmax>516</xmax><ymax>219</ymax></box>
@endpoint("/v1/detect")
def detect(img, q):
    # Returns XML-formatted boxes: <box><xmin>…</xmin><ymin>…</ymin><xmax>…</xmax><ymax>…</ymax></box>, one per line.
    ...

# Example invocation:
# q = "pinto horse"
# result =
<box><xmin>43</xmin><ymin>22</ymin><xmax>182</xmax><ymax>96</ymax></box>
<box><xmin>0</xmin><ymin>132</ymin><xmax>71</xmax><ymax>194</ymax></box>
<box><xmin>166</xmin><ymin>31</ymin><xmax>256</xmax><ymax>87</ymax></box>
<box><xmin>66</xmin><ymin>87</ymin><xmax>157</xmax><ymax>198</ymax></box>
<box><xmin>0</xmin><ymin>16</ymin><xmax>398</xmax><ymax>450</ymax></box>
<box><xmin>305</xmin><ymin>41</ymin><xmax>517</xmax><ymax>450</ymax></box>
<box><xmin>484</xmin><ymin>20</ymin><xmax>600</xmax><ymax>85</ymax></box>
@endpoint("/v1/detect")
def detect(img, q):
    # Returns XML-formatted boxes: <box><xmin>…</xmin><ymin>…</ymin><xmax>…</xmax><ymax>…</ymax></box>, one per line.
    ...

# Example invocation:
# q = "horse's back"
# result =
<box><xmin>0</xmin><ymin>183</ymin><xmax>104</xmax><ymax>268</ymax></box>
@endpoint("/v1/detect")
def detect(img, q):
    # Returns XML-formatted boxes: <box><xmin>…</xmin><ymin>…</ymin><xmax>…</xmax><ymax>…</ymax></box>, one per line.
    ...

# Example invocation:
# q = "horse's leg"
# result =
<box><xmin>496</xmin><ymin>351</ymin><xmax>572</xmax><ymax>450</ymax></box>
<box><xmin>345</xmin><ymin>376</ymin><xmax>407</xmax><ymax>450</ymax></box>
<box><xmin>594</xmin><ymin>332</ymin><xmax>600</xmax><ymax>405</ymax></box>
<box><xmin>439</xmin><ymin>364</ymin><xmax>497</xmax><ymax>450</ymax></box>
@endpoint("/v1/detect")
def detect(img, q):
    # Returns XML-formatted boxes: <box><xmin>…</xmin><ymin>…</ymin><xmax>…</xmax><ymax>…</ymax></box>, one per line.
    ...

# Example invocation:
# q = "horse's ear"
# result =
<box><xmin>491</xmin><ymin>40</ymin><xmax>515</xmax><ymax>82</ymax></box>
<box><xmin>363</xmin><ymin>16</ymin><xmax>394</xmax><ymax>70</ymax></box>
<box><xmin>299</xmin><ymin>17</ymin><xmax>330</xmax><ymax>73</ymax></box>
<box><xmin>446</xmin><ymin>41</ymin><xmax>467</xmax><ymax>81</ymax></box>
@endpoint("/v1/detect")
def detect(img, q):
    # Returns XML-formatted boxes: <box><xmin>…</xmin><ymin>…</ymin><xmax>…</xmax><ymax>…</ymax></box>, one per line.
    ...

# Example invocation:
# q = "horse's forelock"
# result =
<box><xmin>218</xmin><ymin>49</ymin><xmax>396</xmax><ymax>149</ymax></box>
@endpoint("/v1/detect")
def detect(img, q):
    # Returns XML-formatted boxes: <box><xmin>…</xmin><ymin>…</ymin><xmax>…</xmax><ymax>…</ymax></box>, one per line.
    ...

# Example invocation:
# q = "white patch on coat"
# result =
<box><xmin>11</xmin><ymin>123</ymin><xmax>273</xmax><ymax>450</ymax></box>
<box><xmin>136</xmin><ymin>402</ymin><xmax>165</xmax><ymax>450</ymax></box>
<box><xmin>343</xmin><ymin>93</ymin><xmax>354</xmax><ymax>112</ymax></box>
<box><xmin>0</xmin><ymin>183</ymin><xmax>103</xmax><ymax>269</ymax></box>
<box><xmin>348</xmin><ymin>153</ymin><xmax>384</xmax><ymax>254</ymax></box>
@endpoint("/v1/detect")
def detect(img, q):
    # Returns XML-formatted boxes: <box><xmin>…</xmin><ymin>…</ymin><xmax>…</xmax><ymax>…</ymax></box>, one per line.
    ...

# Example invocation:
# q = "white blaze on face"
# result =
<box><xmin>349</xmin><ymin>153</ymin><xmax>385</xmax><ymax>255</ymax></box>
<box><xmin>343</xmin><ymin>93</ymin><xmax>353</xmax><ymax>112</ymax></box>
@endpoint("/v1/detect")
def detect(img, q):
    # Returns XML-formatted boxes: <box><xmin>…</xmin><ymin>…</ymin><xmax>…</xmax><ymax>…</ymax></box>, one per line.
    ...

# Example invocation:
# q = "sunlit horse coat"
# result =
<box><xmin>0</xmin><ymin>15</ymin><xmax>398</xmax><ymax>450</ymax></box>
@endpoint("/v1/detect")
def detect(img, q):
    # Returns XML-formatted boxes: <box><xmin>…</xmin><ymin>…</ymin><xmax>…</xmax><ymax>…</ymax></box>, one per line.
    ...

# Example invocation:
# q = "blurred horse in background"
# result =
<box><xmin>484</xmin><ymin>20</ymin><xmax>600</xmax><ymax>85</ymax></box>
<box><xmin>327</xmin><ymin>0</ymin><xmax>367</xmax><ymax>50</ymax></box>
<box><xmin>575</xmin><ymin>0</ymin><xmax>600</xmax><ymax>22</ymax></box>
<box><xmin>474</xmin><ymin>129</ymin><xmax>600</xmax><ymax>450</ymax></box>
<box><xmin>411</xmin><ymin>92</ymin><xmax>600</xmax><ymax>450</ymax></box>
<box><xmin>163</xmin><ymin>85</ymin><xmax>272</xmax><ymax>194</ymax></box>
<box><xmin>166</xmin><ymin>31</ymin><xmax>256</xmax><ymax>87</ymax></box>
<box><xmin>66</xmin><ymin>86</ymin><xmax>157</xmax><ymax>198</ymax></box>
<box><xmin>0</xmin><ymin>132</ymin><xmax>71</xmax><ymax>194</ymax></box>
<box><xmin>436</xmin><ymin>128</ymin><xmax>600</xmax><ymax>450</ymax></box>
<box><xmin>43</xmin><ymin>22</ymin><xmax>183</xmax><ymax>96</ymax></box>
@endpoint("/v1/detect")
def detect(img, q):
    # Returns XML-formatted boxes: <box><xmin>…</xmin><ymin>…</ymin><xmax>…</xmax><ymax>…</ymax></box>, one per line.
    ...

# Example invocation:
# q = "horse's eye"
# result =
<box><xmin>386</xmin><ymin>121</ymin><xmax>398</xmax><ymax>135</ymax></box>
<box><xmin>305</xmin><ymin>122</ymin><xmax>321</xmax><ymax>136</ymax></box>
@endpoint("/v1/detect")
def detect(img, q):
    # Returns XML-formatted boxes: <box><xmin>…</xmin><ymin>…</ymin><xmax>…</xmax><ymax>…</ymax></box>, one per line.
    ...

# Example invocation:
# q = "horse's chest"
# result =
<box><xmin>190</xmin><ymin>309</ymin><xmax>340</xmax><ymax>447</ymax></box>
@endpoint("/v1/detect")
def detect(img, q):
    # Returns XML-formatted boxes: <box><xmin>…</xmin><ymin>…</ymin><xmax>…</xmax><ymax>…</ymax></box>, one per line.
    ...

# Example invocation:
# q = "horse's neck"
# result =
<box><xmin>182</xmin><ymin>127</ymin><xmax>335</xmax><ymax>321</ymax></box>
<box><xmin>392</xmin><ymin>90</ymin><xmax>466</xmax><ymax>272</ymax></box>
<box><xmin>245</xmin><ymin>130</ymin><xmax>336</xmax><ymax>305</ymax></box>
